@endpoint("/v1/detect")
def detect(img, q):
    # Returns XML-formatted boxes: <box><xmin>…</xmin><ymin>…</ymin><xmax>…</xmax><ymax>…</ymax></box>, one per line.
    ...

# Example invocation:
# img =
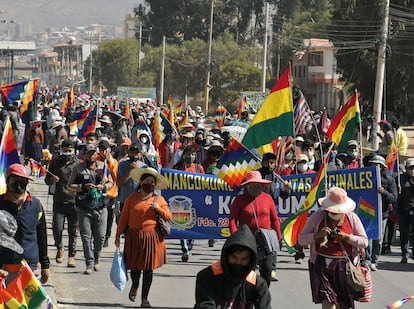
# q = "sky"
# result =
<box><xmin>1</xmin><ymin>0</ymin><xmax>145</xmax><ymax>31</ymax></box>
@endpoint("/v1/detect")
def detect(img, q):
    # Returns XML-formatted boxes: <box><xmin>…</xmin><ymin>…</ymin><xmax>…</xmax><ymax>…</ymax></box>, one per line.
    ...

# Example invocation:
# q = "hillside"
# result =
<box><xmin>1</xmin><ymin>0</ymin><xmax>144</xmax><ymax>31</ymax></box>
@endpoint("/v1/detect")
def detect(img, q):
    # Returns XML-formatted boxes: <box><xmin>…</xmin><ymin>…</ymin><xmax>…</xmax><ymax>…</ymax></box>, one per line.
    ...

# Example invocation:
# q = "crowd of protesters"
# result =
<box><xmin>1</xmin><ymin>85</ymin><xmax>414</xmax><ymax>308</ymax></box>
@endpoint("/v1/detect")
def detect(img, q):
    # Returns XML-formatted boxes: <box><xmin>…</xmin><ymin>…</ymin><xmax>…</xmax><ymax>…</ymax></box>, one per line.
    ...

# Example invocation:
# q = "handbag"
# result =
<box><xmin>339</xmin><ymin>241</ymin><xmax>367</xmax><ymax>292</ymax></box>
<box><xmin>250</xmin><ymin>202</ymin><xmax>279</xmax><ymax>255</ymax></box>
<box><xmin>110</xmin><ymin>248</ymin><xmax>128</xmax><ymax>292</ymax></box>
<box><xmin>354</xmin><ymin>262</ymin><xmax>372</xmax><ymax>302</ymax></box>
<box><xmin>153</xmin><ymin>196</ymin><xmax>171</xmax><ymax>236</ymax></box>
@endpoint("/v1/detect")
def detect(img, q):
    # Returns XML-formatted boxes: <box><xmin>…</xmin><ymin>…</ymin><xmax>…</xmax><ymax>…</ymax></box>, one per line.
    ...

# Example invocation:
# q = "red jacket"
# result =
<box><xmin>229</xmin><ymin>192</ymin><xmax>282</xmax><ymax>240</ymax></box>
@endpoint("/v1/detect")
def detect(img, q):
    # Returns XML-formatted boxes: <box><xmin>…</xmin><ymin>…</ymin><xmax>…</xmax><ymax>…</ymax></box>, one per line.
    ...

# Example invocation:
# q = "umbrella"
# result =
<box><xmin>103</xmin><ymin>110</ymin><xmax>125</xmax><ymax>123</ymax></box>
<box><xmin>78</xmin><ymin>93</ymin><xmax>90</xmax><ymax>100</ymax></box>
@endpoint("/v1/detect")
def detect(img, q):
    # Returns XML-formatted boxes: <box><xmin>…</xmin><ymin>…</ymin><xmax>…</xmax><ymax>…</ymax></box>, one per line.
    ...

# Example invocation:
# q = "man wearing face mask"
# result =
<box><xmin>302</xmin><ymin>139</ymin><xmax>317</xmax><ymax>170</ymax></box>
<box><xmin>173</xmin><ymin>146</ymin><xmax>205</xmax><ymax>262</ymax></box>
<box><xmin>202</xmin><ymin>140</ymin><xmax>225</xmax><ymax>174</ymax></box>
<box><xmin>365</xmin><ymin>155</ymin><xmax>397</xmax><ymax>271</ymax></box>
<box><xmin>195</xmin><ymin>225</ymin><xmax>271</xmax><ymax>309</ymax></box>
<box><xmin>68</xmin><ymin>143</ymin><xmax>114</xmax><ymax>275</ymax></box>
<box><xmin>396</xmin><ymin>158</ymin><xmax>414</xmax><ymax>263</ymax></box>
<box><xmin>0</xmin><ymin>164</ymin><xmax>50</xmax><ymax>283</ymax></box>
<box><xmin>158</xmin><ymin>130</ymin><xmax>180</xmax><ymax>168</ymax></box>
<box><xmin>45</xmin><ymin>139</ymin><xmax>79</xmax><ymax>268</ymax></box>
<box><xmin>291</xmin><ymin>154</ymin><xmax>315</xmax><ymax>263</ymax></box>
<box><xmin>338</xmin><ymin>139</ymin><xmax>361</xmax><ymax>169</ymax></box>
<box><xmin>229</xmin><ymin>171</ymin><xmax>282</xmax><ymax>286</ymax></box>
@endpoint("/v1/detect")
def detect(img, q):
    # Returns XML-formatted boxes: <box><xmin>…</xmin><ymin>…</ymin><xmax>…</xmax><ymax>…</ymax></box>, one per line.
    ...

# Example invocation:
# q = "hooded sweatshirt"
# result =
<box><xmin>194</xmin><ymin>225</ymin><xmax>271</xmax><ymax>309</ymax></box>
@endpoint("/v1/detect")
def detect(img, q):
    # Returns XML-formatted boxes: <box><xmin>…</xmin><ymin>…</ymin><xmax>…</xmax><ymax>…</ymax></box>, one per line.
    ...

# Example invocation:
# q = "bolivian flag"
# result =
<box><xmin>326</xmin><ymin>91</ymin><xmax>361</xmax><ymax>153</ymax></box>
<box><xmin>242</xmin><ymin>65</ymin><xmax>293</xmax><ymax>154</ymax></box>
<box><xmin>2</xmin><ymin>264</ymin><xmax>47</xmax><ymax>309</ymax></box>
<box><xmin>281</xmin><ymin>148</ymin><xmax>331</xmax><ymax>253</ymax></box>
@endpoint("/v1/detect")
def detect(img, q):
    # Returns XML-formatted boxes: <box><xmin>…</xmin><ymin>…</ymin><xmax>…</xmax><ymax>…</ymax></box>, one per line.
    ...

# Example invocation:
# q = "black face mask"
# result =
<box><xmin>184</xmin><ymin>155</ymin><xmax>195</xmax><ymax>163</ymax></box>
<box><xmin>195</xmin><ymin>138</ymin><xmax>203</xmax><ymax>145</ymax></box>
<box><xmin>141</xmin><ymin>183</ymin><xmax>155</xmax><ymax>193</ymax></box>
<box><xmin>210</xmin><ymin>151</ymin><xmax>221</xmax><ymax>157</ymax></box>
<box><xmin>10</xmin><ymin>181</ymin><xmax>27</xmax><ymax>194</ymax></box>
<box><xmin>247</xmin><ymin>186</ymin><xmax>263</xmax><ymax>197</ymax></box>
<box><xmin>227</xmin><ymin>264</ymin><xmax>249</xmax><ymax>280</ymax></box>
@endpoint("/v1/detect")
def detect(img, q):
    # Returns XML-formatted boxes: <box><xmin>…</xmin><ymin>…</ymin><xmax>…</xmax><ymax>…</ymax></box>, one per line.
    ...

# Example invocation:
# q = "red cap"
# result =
<box><xmin>120</xmin><ymin>137</ymin><xmax>132</xmax><ymax>146</ymax></box>
<box><xmin>378</xmin><ymin>119</ymin><xmax>388</xmax><ymax>125</ymax></box>
<box><xmin>6</xmin><ymin>164</ymin><xmax>33</xmax><ymax>181</ymax></box>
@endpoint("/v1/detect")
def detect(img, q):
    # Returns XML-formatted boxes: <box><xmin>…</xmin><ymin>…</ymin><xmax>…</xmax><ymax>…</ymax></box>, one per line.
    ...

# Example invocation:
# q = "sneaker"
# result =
<box><xmin>295</xmin><ymin>258</ymin><xmax>303</xmax><ymax>264</ymax></box>
<box><xmin>370</xmin><ymin>263</ymin><xmax>378</xmax><ymax>271</ymax></box>
<box><xmin>56</xmin><ymin>248</ymin><xmax>64</xmax><ymax>264</ymax></box>
<box><xmin>401</xmin><ymin>257</ymin><xmax>408</xmax><ymax>264</ymax></box>
<box><xmin>208</xmin><ymin>239</ymin><xmax>216</xmax><ymax>247</ymax></box>
<box><xmin>84</xmin><ymin>266</ymin><xmax>93</xmax><ymax>275</ymax></box>
<box><xmin>141</xmin><ymin>299</ymin><xmax>152</xmax><ymax>308</ymax></box>
<box><xmin>181</xmin><ymin>252</ymin><xmax>189</xmax><ymax>262</ymax></box>
<box><xmin>67</xmin><ymin>257</ymin><xmax>76</xmax><ymax>268</ymax></box>
<box><xmin>271</xmin><ymin>270</ymin><xmax>279</xmax><ymax>281</ymax></box>
<box><xmin>103</xmin><ymin>238</ymin><xmax>109</xmax><ymax>248</ymax></box>
<box><xmin>94</xmin><ymin>259</ymin><xmax>100</xmax><ymax>271</ymax></box>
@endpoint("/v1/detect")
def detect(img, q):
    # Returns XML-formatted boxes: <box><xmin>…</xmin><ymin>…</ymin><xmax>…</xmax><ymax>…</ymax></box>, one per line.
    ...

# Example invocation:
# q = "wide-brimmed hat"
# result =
<box><xmin>369</xmin><ymin>155</ymin><xmax>387</xmax><ymax>168</ymax></box>
<box><xmin>7</xmin><ymin>164</ymin><xmax>33</xmax><ymax>181</ymax></box>
<box><xmin>318</xmin><ymin>187</ymin><xmax>356</xmax><ymax>214</ymax></box>
<box><xmin>0</xmin><ymin>210</ymin><xmax>24</xmax><ymax>254</ymax></box>
<box><xmin>50</xmin><ymin>121</ymin><xmax>63</xmax><ymax>129</ymax></box>
<box><xmin>240</xmin><ymin>171</ymin><xmax>272</xmax><ymax>187</ymax></box>
<box><xmin>206</xmin><ymin>140</ymin><xmax>224</xmax><ymax>151</ymax></box>
<box><xmin>100</xmin><ymin>115</ymin><xmax>112</xmax><ymax>124</ymax></box>
<box><xmin>130</xmin><ymin>167</ymin><xmax>168</xmax><ymax>190</ymax></box>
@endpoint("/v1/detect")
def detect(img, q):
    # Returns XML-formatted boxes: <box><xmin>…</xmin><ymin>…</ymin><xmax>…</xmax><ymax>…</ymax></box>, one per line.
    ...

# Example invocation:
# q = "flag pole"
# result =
<box><xmin>355</xmin><ymin>90</ymin><xmax>364</xmax><ymax>168</ymax></box>
<box><xmin>394</xmin><ymin>128</ymin><xmax>401</xmax><ymax>192</ymax></box>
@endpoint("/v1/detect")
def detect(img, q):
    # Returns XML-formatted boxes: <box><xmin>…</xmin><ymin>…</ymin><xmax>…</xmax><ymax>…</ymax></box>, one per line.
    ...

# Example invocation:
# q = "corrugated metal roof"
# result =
<box><xmin>0</xmin><ymin>41</ymin><xmax>36</xmax><ymax>50</ymax></box>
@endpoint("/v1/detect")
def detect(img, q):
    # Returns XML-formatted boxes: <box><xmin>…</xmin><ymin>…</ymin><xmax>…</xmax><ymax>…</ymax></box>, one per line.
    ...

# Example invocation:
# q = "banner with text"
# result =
<box><xmin>160</xmin><ymin>166</ymin><xmax>381</xmax><ymax>240</ymax></box>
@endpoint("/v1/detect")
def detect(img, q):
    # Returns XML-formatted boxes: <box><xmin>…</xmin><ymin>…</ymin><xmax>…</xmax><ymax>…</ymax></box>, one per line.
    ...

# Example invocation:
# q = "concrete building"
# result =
<box><xmin>291</xmin><ymin>38</ymin><xmax>344</xmax><ymax>116</ymax></box>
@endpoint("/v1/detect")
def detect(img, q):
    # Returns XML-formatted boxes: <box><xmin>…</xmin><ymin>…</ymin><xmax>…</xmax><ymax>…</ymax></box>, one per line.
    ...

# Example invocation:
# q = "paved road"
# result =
<box><xmin>28</xmin><ymin>177</ymin><xmax>414</xmax><ymax>309</ymax></box>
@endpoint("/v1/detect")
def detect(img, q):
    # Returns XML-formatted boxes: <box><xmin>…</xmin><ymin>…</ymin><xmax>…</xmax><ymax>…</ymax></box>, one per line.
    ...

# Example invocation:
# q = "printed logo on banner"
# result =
<box><xmin>169</xmin><ymin>195</ymin><xmax>197</xmax><ymax>229</ymax></box>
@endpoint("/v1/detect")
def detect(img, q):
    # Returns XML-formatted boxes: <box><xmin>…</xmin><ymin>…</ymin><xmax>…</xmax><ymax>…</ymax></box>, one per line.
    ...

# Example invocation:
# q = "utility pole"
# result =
<box><xmin>204</xmin><ymin>0</ymin><xmax>214</xmax><ymax>116</ymax></box>
<box><xmin>372</xmin><ymin>0</ymin><xmax>390</xmax><ymax>149</ymax></box>
<box><xmin>160</xmin><ymin>35</ymin><xmax>166</xmax><ymax>106</ymax></box>
<box><xmin>261</xmin><ymin>1</ymin><xmax>269</xmax><ymax>92</ymax></box>
<box><xmin>138</xmin><ymin>22</ymin><xmax>142</xmax><ymax>76</ymax></box>
<box><xmin>89</xmin><ymin>35</ymin><xmax>93</xmax><ymax>93</ymax></box>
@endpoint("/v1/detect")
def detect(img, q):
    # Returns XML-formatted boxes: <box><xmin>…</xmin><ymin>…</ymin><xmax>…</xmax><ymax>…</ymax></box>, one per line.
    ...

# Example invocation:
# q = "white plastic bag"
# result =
<box><xmin>110</xmin><ymin>248</ymin><xmax>127</xmax><ymax>292</ymax></box>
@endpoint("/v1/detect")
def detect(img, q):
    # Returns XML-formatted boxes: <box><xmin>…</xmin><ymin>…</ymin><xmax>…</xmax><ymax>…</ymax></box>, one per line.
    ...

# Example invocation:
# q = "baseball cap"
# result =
<box><xmin>0</xmin><ymin>210</ymin><xmax>24</xmax><ymax>254</ymax></box>
<box><xmin>120</xmin><ymin>137</ymin><xmax>132</xmax><ymax>146</ymax></box>
<box><xmin>6</xmin><ymin>164</ymin><xmax>33</xmax><ymax>181</ymax></box>
<box><xmin>347</xmin><ymin>140</ymin><xmax>358</xmax><ymax>148</ymax></box>
<box><xmin>130</xmin><ymin>142</ymin><xmax>142</xmax><ymax>152</ymax></box>
<box><xmin>61</xmin><ymin>139</ymin><xmax>75</xmax><ymax>149</ymax></box>
<box><xmin>406</xmin><ymin>158</ymin><xmax>414</xmax><ymax>168</ymax></box>
<box><xmin>98</xmin><ymin>140</ymin><xmax>110</xmax><ymax>149</ymax></box>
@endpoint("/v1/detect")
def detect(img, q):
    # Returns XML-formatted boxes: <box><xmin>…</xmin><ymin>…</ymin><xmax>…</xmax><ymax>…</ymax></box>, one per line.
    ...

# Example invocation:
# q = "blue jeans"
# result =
<box><xmin>366</xmin><ymin>218</ymin><xmax>387</xmax><ymax>264</ymax></box>
<box><xmin>398</xmin><ymin>211</ymin><xmax>414</xmax><ymax>257</ymax></box>
<box><xmin>77</xmin><ymin>207</ymin><xmax>107</xmax><ymax>267</ymax></box>
<box><xmin>180</xmin><ymin>239</ymin><xmax>194</xmax><ymax>254</ymax></box>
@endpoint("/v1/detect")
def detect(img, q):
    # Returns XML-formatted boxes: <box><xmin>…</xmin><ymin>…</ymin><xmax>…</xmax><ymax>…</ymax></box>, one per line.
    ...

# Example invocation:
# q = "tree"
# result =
<box><xmin>85</xmin><ymin>38</ymin><xmax>139</xmax><ymax>93</ymax></box>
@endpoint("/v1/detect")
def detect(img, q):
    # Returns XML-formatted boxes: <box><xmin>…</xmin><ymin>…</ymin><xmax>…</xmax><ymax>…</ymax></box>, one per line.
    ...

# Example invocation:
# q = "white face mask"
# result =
<box><xmin>297</xmin><ymin>163</ymin><xmax>308</xmax><ymax>173</ymax></box>
<box><xmin>328</xmin><ymin>212</ymin><xmax>343</xmax><ymax>221</ymax></box>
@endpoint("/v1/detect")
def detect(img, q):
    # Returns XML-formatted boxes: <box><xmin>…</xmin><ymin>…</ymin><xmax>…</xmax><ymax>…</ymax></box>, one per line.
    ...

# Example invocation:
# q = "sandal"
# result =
<box><xmin>129</xmin><ymin>286</ymin><xmax>138</xmax><ymax>302</ymax></box>
<box><xmin>141</xmin><ymin>299</ymin><xmax>152</xmax><ymax>308</ymax></box>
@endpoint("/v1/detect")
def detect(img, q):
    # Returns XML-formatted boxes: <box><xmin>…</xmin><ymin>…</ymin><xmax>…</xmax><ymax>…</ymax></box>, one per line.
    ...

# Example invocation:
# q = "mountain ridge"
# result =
<box><xmin>1</xmin><ymin>0</ymin><xmax>143</xmax><ymax>31</ymax></box>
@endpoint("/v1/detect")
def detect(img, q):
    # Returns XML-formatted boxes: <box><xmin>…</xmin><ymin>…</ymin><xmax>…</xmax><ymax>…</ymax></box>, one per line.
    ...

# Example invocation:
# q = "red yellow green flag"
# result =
<box><xmin>2</xmin><ymin>264</ymin><xmax>47</xmax><ymax>309</ymax></box>
<box><xmin>386</xmin><ymin>139</ymin><xmax>398</xmax><ymax>173</ymax></box>
<box><xmin>242</xmin><ymin>65</ymin><xmax>293</xmax><ymax>154</ymax></box>
<box><xmin>281</xmin><ymin>148</ymin><xmax>332</xmax><ymax>254</ymax></box>
<box><xmin>326</xmin><ymin>91</ymin><xmax>361</xmax><ymax>153</ymax></box>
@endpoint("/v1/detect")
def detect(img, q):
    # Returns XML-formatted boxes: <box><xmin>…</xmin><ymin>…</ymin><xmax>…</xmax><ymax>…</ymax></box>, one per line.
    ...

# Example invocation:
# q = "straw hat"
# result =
<box><xmin>318</xmin><ymin>187</ymin><xmax>356</xmax><ymax>214</ymax></box>
<box><xmin>130</xmin><ymin>167</ymin><xmax>168</xmax><ymax>190</ymax></box>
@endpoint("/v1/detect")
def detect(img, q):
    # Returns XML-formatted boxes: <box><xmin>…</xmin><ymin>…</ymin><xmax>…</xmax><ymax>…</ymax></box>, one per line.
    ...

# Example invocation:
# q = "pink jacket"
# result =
<box><xmin>298</xmin><ymin>210</ymin><xmax>368</xmax><ymax>264</ymax></box>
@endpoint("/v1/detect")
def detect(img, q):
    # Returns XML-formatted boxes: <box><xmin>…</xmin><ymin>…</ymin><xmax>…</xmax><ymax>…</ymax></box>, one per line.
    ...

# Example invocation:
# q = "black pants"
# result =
<box><xmin>105</xmin><ymin>198</ymin><xmax>116</xmax><ymax>240</ymax></box>
<box><xmin>52</xmin><ymin>202</ymin><xmax>78</xmax><ymax>257</ymax></box>
<box><xmin>258</xmin><ymin>254</ymin><xmax>273</xmax><ymax>287</ymax></box>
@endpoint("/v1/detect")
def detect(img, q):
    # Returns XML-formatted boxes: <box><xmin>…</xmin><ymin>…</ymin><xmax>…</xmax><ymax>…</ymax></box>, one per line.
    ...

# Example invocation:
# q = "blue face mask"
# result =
<box><xmin>330</xmin><ymin>153</ymin><xmax>337</xmax><ymax>160</ymax></box>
